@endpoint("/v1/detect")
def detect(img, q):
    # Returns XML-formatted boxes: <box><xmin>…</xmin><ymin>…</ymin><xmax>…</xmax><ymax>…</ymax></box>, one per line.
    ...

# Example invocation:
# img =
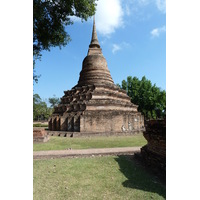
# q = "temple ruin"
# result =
<box><xmin>48</xmin><ymin>17</ymin><xmax>144</xmax><ymax>136</ymax></box>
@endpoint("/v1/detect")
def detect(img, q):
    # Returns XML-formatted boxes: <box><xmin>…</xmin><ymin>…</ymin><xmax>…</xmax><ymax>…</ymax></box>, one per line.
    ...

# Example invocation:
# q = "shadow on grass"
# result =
<box><xmin>115</xmin><ymin>155</ymin><xmax>166</xmax><ymax>199</ymax></box>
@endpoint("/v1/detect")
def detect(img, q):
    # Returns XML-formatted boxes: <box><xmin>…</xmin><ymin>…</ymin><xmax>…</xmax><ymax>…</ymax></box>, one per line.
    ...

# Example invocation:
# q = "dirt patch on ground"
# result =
<box><xmin>33</xmin><ymin>147</ymin><xmax>141</xmax><ymax>160</ymax></box>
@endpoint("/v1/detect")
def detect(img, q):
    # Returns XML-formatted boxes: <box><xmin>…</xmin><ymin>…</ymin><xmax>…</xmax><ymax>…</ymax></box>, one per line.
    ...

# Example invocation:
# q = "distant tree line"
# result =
<box><xmin>33</xmin><ymin>94</ymin><xmax>60</xmax><ymax>121</ymax></box>
<box><xmin>117</xmin><ymin>76</ymin><xmax>166</xmax><ymax>120</ymax></box>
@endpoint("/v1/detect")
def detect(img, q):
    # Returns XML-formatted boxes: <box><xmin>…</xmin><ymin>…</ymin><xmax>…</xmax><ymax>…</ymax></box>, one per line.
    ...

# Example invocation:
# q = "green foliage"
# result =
<box><xmin>115</xmin><ymin>83</ymin><xmax>121</xmax><ymax>88</ymax></box>
<box><xmin>119</xmin><ymin>76</ymin><xmax>166</xmax><ymax>119</ymax></box>
<box><xmin>121</xmin><ymin>79</ymin><xmax>127</xmax><ymax>91</ymax></box>
<box><xmin>33</xmin><ymin>0</ymin><xmax>96</xmax><ymax>60</ymax></box>
<box><xmin>33</xmin><ymin>59</ymin><xmax>41</xmax><ymax>84</ymax></box>
<box><xmin>33</xmin><ymin>94</ymin><xmax>53</xmax><ymax>121</ymax></box>
<box><xmin>48</xmin><ymin>95</ymin><xmax>60</xmax><ymax>108</ymax></box>
<box><xmin>33</xmin><ymin>0</ymin><xmax>96</xmax><ymax>84</ymax></box>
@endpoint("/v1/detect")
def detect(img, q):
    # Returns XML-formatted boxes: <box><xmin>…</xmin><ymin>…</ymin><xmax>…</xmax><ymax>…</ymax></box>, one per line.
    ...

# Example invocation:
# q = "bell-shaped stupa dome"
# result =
<box><xmin>77</xmin><ymin>16</ymin><xmax>114</xmax><ymax>87</ymax></box>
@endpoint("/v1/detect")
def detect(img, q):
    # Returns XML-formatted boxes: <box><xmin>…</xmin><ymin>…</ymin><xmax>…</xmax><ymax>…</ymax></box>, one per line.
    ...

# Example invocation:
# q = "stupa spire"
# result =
<box><xmin>89</xmin><ymin>16</ymin><xmax>100</xmax><ymax>48</ymax></box>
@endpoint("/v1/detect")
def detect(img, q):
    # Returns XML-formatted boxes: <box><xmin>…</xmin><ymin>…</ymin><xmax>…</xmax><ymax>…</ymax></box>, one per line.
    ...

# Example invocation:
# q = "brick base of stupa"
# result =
<box><xmin>48</xmin><ymin>84</ymin><xmax>144</xmax><ymax>136</ymax></box>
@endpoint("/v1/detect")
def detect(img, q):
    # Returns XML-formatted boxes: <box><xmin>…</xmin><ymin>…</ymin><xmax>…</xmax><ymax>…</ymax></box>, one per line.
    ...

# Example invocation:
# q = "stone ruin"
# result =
<box><xmin>48</xmin><ymin>17</ymin><xmax>144</xmax><ymax>136</ymax></box>
<box><xmin>33</xmin><ymin>128</ymin><xmax>49</xmax><ymax>143</ymax></box>
<box><xmin>140</xmin><ymin>119</ymin><xmax>166</xmax><ymax>178</ymax></box>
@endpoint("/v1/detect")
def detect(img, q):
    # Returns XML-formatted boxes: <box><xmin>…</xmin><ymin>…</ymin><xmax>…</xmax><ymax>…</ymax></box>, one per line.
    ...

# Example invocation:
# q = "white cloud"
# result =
<box><xmin>125</xmin><ymin>4</ymin><xmax>131</xmax><ymax>16</ymax></box>
<box><xmin>150</xmin><ymin>26</ymin><xmax>166</xmax><ymax>38</ymax></box>
<box><xmin>138</xmin><ymin>0</ymin><xmax>166</xmax><ymax>12</ymax></box>
<box><xmin>112</xmin><ymin>42</ymin><xmax>131</xmax><ymax>54</ymax></box>
<box><xmin>70</xmin><ymin>0</ymin><xmax>166</xmax><ymax>37</ymax></box>
<box><xmin>123</xmin><ymin>0</ymin><xmax>166</xmax><ymax>17</ymax></box>
<box><xmin>138</xmin><ymin>0</ymin><xmax>150</xmax><ymax>6</ymax></box>
<box><xmin>69</xmin><ymin>15</ymin><xmax>82</xmax><ymax>22</ymax></box>
<box><xmin>112</xmin><ymin>44</ymin><xmax>121</xmax><ymax>54</ymax></box>
<box><xmin>69</xmin><ymin>0</ymin><xmax>124</xmax><ymax>37</ymax></box>
<box><xmin>95</xmin><ymin>0</ymin><xmax>124</xmax><ymax>36</ymax></box>
<box><xmin>155</xmin><ymin>0</ymin><xmax>166</xmax><ymax>13</ymax></box>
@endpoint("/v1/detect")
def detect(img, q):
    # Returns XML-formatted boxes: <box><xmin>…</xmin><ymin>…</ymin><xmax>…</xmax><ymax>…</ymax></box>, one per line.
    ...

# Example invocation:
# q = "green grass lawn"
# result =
<box><xmin>33</xmin><ymin>134</ymin><xmax>147</xmax><ymax>151</ymax></box>
<box><xmin>33</xmin><ymin>155</ymin><xmax>166</xmax><ymax>200</ymax></box>
<box><xmin>33</xmin><ymin>123</ymin><xmax>48</xmax><ymax>127</ymax></box>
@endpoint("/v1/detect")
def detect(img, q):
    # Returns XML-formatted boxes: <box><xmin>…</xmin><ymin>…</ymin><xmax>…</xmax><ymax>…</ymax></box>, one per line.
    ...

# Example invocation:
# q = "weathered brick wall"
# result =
<box><xmin>33</xmin><ymin>128</ymin><xmax>49</xmax><ymax>142</ymax></box>
<box><xmin>141</xmin><ymin>119</ymin><xmax>166</xmax><ymax>174</ymax></box>
<box><xmin>80</xmin><ymin>111</ymin><xmax>144</xmax><ymax>133</ymax></box>
<box><xmin>80</xmin><ymin>111</ymin><xmax>123</xmax><ymax>132</ymax></box>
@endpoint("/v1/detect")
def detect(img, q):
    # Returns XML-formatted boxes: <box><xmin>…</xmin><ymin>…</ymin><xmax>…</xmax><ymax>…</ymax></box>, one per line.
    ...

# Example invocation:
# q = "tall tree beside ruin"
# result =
<box><xmin>33</xmin><ymin>0</ymin><xmax>96</xmax><ymax>83</ymax></box>
<box><xmin>119</xmin><ymin>76</ymin><xmax>166</xmax><ymax>119</ymax></box>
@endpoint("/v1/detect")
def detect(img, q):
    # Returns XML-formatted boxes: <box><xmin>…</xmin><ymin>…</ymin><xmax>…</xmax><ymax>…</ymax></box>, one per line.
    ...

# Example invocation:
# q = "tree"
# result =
<box><xmin>127</xmin><ymin>76</ymin><xmax>133</xmax><ymax>97</ymax></box>
<box><xmin>33</xmin><ymin>93</ymin><xmax>42</xmax><ymax>104</ymax></box>
<box><xmin>48</xmin><ymin>95</ymin><xmax>60</xmax><ymax>108</ymax></box>
<box><xmin>33</xmin><ymin>94</ymin><xmax>42</xmax><ymax>120</ymax></box>
<box><xmin>33</xmin><ymin>0</ymin><xmax>96</xmax><ymax>61</ymax></box>
<box><xmin>33</xmin><ymin>60</ymin><xmax>41</xmax><ymax>84</ymax></box>
<box><xmin>33</xmin><ymin>0</ymin><xmax>96</xmax><ymax>83</ymax></box>
<box><xmin>33</xmin><ymin>94</ymin><xmax>53</xmax><ymax>121</ymax></box>
<box><xmin>115</xmin><ymin>83</ymin><xmax>121</xmax><ymax>88</ymax></box>
<box><xmin>121</xmin><ymin>80</ymin><xmax>127</xmax><ymax>91</ymax></box>
<box><xmin>119</xmin><ymin>76</ymin><xmax>166</xmax><ymax>120</ymax></box>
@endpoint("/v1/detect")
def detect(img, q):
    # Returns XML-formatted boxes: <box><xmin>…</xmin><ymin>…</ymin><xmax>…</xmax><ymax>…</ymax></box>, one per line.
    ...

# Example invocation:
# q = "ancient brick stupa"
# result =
<box><xmin>48</xmin><ymin>18</ymin><xmax>144</xmax><ymax>136</ymax></box>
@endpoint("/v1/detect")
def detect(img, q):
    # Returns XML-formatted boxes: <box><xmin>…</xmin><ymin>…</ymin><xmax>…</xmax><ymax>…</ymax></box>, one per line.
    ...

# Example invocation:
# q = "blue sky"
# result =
<box><xmin>34</xmin><ymin>0</ymin><xmax>166</xmax><ymax>102</ymax></box>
